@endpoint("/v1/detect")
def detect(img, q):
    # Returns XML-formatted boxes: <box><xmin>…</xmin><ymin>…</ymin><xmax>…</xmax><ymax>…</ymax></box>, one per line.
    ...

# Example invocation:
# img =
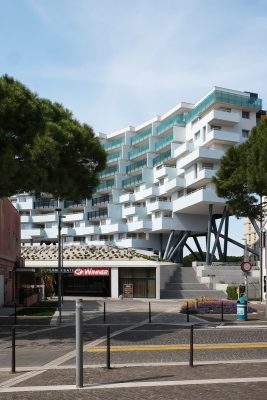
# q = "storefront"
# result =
<box><xmin>23</xmin><ymin>255</ymin><xmax>179</xmax><ymax>299</ymax></box>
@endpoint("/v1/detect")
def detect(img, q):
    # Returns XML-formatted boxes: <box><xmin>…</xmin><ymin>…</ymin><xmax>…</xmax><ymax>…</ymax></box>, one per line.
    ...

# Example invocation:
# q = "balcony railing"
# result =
<box><xmin>131</xmin><ymin>127</ymin><xmax>152</xmax><ymax>145</ymax></box>
<box><xmin>98</xmin><ymin>166</ymin><xmax>118</xmax><ymax>178</ymax></box>
<box><xmin>64</xmin><ymin>200</ymin><xmax>86</xmax><ymax>208</ymax></box>
<box><xmin>33</xmin><ymin>199</ymin><xmax>58</xmax><ymax>209</ymax></box>
<box><xmin>155</xmin><ymin>133</ymin><xmax>173</xmax><ymax>151</ymax></box>
<box><xmin>156</xmin><ymin>114</ymin><xmax>185</xmax><ymax>136</ymax></box>
<box><xmin>153</xmin><ymin>150</ymin><xmax>172</xmax><ymax>167</ymax></box>
<box><xmin>103</xmin><ymin>137</ymin><xmax>124</xmax><ymax>150</ymax></box>
<box><xmin>107</xmin><ymin>152</ymin><xmax>121</xmax><ymax>163</ymax></box>
<box><xmin>96</xmin><ymin>179</ymin><xmax>115</xmax><ymax>191</ymax></box>
<box><xmin>92</xmin><ymin>194</ymin><xmax>112</xmax><ymax>206</ymax></box>
<box><xmin>126</xmin><ymin>159</ymin><xmax>147</xmax><ymax>174</ymax></box>
<box><xmin>122</xmin><ymin>174</ymin><xmax>143</xmax><ymax>188</ymax></box>
<box><xmin>128</xmin><ymin>144</ymin><xmax>149</xmax><ymax>160</ymax></box>
<box><xmin>88</xmin><ymin>209</ymin><xmax>108</xmax><ymax>220</ymax></box>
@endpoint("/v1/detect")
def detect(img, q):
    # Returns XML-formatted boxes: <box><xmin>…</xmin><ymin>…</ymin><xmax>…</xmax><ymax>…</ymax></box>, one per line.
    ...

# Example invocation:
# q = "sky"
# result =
<box><xmin>1</xmin><ymin>0</ymin><xmax>266</xmax><ymax>255</ymax></box>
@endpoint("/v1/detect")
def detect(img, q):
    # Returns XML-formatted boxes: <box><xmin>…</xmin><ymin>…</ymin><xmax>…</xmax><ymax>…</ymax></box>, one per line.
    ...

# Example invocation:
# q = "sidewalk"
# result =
<box><xmin>1</xmin><ymin>361</ymin><xmax>267</xmax><ymax>399</ymax></box>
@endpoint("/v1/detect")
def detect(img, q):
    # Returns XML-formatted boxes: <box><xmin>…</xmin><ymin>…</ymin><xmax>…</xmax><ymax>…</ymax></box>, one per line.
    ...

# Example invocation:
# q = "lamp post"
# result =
<box><xmin>56</xmin><ymin>208</ymin><xmax>63</xmax><ymax>324</ymax></box>
<box><xmin>61</xmin><ymin>234</ymin><xmax>67</xmax><ymax>305</ymax></box>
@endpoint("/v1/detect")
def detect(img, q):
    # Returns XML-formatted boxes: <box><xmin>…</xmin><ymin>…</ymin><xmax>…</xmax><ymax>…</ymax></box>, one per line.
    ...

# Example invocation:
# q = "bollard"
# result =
<box><xmin>14</xmin><ymin>302</ymin><xmax>17</xmax><ymax>325</ymax></box>
<box><xmin>149</xmin><ymin>302</ymin><xmax>151</xmax><ymax>323</ymax></box>
<box><xmin>221</xmin><ymin>301</ymin><xmax>224</xmax><ymax>322</ymax></box>
<box><xmin>189</xmin><ymin>325</ymin><xmax>194</xmax><ymax>367</ymax></box>
<box><xmin>11</xmin><ymin>327</ymin><xmax>16</xmax><ymax>373</ymax></box>
<box><xmin>103</xmin><ymin>301</ymin><xmax>106</xmax><ymax>323</ymax></box>
<box><xmin>186</xmin><ymin>301</ymin><xmax>189</xmax><ymax>323</ymax></box>
<box><xmin>76</xmin><ymin>299</ymin><xmax>83</xmax><ymax>388</ymax></box>
<box><xmin>106</xmin><ymin>325</ymin><xmax>111</xmax><ymax>369</ymax></box>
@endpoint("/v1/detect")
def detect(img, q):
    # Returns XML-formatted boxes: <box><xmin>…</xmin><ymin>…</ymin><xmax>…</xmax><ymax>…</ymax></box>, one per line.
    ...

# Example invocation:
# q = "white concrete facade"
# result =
<box><xmin>11</xmin><ymin>87</ymin><xmax>262</xmax><ymax>257</ymax></box>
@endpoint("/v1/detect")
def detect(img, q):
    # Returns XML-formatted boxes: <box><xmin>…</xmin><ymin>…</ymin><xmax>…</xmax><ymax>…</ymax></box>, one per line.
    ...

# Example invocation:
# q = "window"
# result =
<box><xmin>46</xmin><ymin>222</ymin><xmax>53</xmax><ymax>229</ymax></box>
<box><xmin>242</xmin><ymin>129</ymin><xmax>250</xmax><ymax>138</ymax></box>
<box><xmin>18</xmin><ymin>197</ymin><xmax>27</xmax><ymax>202</ymax></box>
<box><xmin>202</xmin><ymin>162</ymin><xmax>213</xmax><ymax>170</ymax></box>
<box><xmin>194</xmin><ymin>163</ymin><xmax>198</xmax><ymax>179</ymax></box>
<box><xmin>242</xmin><ymin>111</ymin><xmax>250</xmax><ymax>119</ymax></box>
<box><xmin>194</xmin><ymin>130</ymin><xmax>200</xmax><ymax>141</ymax></box>
<box><xmin>74</xmin><ymin>221</ymin><xmax>80</xmax><ymax>227</ymax></box>
<box><xmin>210</xmin><ymin>125</ymin><xmax>221</xmax><ymax>131</ymax></box>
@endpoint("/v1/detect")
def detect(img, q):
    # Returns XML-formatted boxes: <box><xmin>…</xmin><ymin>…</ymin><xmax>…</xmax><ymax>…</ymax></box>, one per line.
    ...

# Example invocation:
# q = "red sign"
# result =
<box><xmin>73</xmin><ymin>268</ymin><xmax>110</xmax><ymax>277</ymax></box>
<box><xmin>241</xmin><ymin>261</ymin><xmax>252</xmax><ymax>273</ymax></box>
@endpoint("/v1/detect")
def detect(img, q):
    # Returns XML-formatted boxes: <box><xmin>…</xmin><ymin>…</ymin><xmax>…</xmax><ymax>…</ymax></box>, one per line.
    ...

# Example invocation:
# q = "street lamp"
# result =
<box><xmin>56</xmin><ymin>208</ymin><xmax>65</xmax><ymax>324</ymax></box>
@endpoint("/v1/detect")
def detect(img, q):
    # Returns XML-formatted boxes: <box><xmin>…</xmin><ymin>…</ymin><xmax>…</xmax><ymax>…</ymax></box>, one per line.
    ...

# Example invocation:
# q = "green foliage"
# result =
<box><xmin>226</xmin><ymin>285</ymin><xmax>245</xmax><ymax>300</ymax></box>
<box><xmin>213</xmin><ymin>119</ymin><xmax>267</xmax><ymax>219</ymax></box>
<box><xmin>226</xmin><ymin>256</ymin><xmax>244</xmax><ymax>263</ymax></box>
<box><xmin>0</xmin><ymin>75</ymin><xmax>106</xmax><ymax>199</ymax></box>
<box><xmin>183</xmin><ymin>252</ymin><xmax>216</xmax><ymax>267</ymax></box>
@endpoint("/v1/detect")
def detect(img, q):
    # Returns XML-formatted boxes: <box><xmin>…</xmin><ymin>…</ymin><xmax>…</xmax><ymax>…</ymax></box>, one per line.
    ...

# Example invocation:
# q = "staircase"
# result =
<box><xmin>160</xmin><ymin>266</ymin><xmax>227</xmax><ymax>299</ymax></box>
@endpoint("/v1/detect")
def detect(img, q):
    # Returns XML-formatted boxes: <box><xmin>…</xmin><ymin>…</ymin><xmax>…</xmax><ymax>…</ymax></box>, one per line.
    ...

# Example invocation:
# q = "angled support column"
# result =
<box><xmin>223</xmin><ymin>212</ymin><xmax>229</xmax><ymax>262</ymax></box>
<box><xmin>193</xmin><ymin>237</ymin><xmax>205</xmax><ymax>261</ymax></box>
<box><xmin>211</xmin><ymin>219</ymin><xmax>223</xmax><ymax>261</ymax></box>
<box><xmin>210</xmin><ymin>207</ymin><xmax>227</xmax><ymax>263</ymax></box>
<box><xmin>169</xmin><ymin>231</ymin><xmax>190</xmax><ymax>260</ymax></box>
<box><xmin>249</xmin><ymin>217</ymin><xmax>260</xmax><ymax>237</ymax></box>
<box><xmin>185</xmin><ymin>243</ymin><xmax>201</xmax><ymax>261</ymax></box>
<box><xmin>206</xmin><ymin>204</ymin><xmax>213</xmax><ymax>265</ymax></box>
<box><xmin>166</xmin><ymin>232</ymin><xmax>184</xmax><ymax>259</ymax></box>
<box><xmin>163</xmin><ymin>230</ymin><xmax>174</xmax><ymax>259</ymax></box>
<box><xmin>218</xmin><ymin>233</ymin><xmax>259</xmax><ymax>257</ymax></box>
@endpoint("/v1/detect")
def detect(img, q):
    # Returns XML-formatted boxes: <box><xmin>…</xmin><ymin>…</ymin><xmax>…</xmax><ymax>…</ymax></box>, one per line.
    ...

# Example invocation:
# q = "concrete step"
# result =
<box><xmin>160</xmin><ymin>289</ymin><xmax>227</xmax><ymax>300</ymax></box>
<box><xmin>165</xmin><ymin>282</ymin><xmax>209</xmax><ymax>290</ymax></box>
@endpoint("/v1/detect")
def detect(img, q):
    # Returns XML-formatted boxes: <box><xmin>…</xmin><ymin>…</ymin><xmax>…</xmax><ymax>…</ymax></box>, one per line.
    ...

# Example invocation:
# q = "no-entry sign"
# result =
<box><xmin>241</xmin><ymin>261</ymin><xmax>252</xmax><ymax>273</ymax></box>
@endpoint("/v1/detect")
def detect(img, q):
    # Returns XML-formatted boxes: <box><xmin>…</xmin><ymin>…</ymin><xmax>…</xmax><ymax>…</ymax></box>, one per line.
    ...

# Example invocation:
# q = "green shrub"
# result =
<box><xmin>226</xmin><ymin>285</ymin><xmax>245</xmax><ymax>300</ymax></box>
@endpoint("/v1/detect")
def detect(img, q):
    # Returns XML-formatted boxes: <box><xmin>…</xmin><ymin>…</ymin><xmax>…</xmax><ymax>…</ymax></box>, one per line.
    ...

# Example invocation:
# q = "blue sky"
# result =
<box><xmin>1</xmin><ymin>0</ymin><xmax>266</xmax><ymax>255</ymax></box>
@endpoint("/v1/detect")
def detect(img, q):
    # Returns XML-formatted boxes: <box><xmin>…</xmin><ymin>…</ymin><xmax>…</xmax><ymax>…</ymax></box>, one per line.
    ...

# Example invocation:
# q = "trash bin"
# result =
<box><xmin>236</xmin><ymin>295</ymin><xmax>247</xmax><ymax>321</ymax></box>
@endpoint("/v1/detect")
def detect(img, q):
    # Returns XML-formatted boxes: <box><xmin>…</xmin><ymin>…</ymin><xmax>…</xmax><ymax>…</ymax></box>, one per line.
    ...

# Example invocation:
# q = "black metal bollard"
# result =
<box><xmin>106</xmin><ymin>326</ymin><xmax>111</xmax><ymax>369</ymax></box>
<box><xmin>186</xmin><ymin>301</ymin><xmax>190</xmax><ymax>323</ymax></box>
<box><xmin>221</xmin><ymin>301</ymin><xmax>224</xmax><ymax>322</ymax></box>
<box><xmin>149</xmin><ymin>302</ymin><xmax>151</xmax><ymax>323</ymax></box>
<box><xmin>103</xmin><ymin>302</ymin><xmax>106</xmax><ymax>323</ymax></box>
<box><xmin>11</xmin><ymin>327</ymin><xmax>16</xmax><ymax>373</ymax></box>
<box><xmin>189</xmin><ymin>325</ymin><xmax>194</xmax><ymax>367</ymax></box>
<box><xmin>14</xmin><ymin>302</ymin><xmax>17</xmax><ymax>325</ymax></box>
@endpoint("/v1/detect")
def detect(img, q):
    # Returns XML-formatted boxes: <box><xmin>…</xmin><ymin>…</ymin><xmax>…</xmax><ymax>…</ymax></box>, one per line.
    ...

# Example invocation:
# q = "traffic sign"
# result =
<box><xmin>241</xmin><ymin>261</ymin><xmax>252</xmax><ymax>273</ymax></box>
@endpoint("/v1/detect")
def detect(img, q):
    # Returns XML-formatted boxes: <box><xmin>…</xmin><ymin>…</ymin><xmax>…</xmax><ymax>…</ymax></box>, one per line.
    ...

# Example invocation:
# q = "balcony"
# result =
<box><xmin>128</xmin><ymin>144</ymin><xmax>149</xmax><ymax>160</ymax></box>
<box><xmin>95</xmin><ymin>180</ymin><xmax>115</xmax><ymax>192</ymax></box>
<box><xmin>122</xmin><ymin>174</ymin><xmax>143</xmax><ymax>189</ymax></box>
<box><xmin>107</xmin><ymin>152</ymin><xmax>121</xmax><ymax>163</ymax></box>
<box><xmin>185</xmin><ymin>168</ymin><xmax>216</xmax><ymax>187</ymax></box>
<box><xmin>103</xmin><ymin>137</ymin><xmax>124</xmax><ymax>151</ymax></box>
<box><xmin>155</xmin><ymin>133</ymin><xmax>173</xmax><ymax>151</ymax></box>
<box><xmin>33</xmin><ymin>199</ymin><xmax>58</xmax><ymax>210</ymax></box>
<box><xmin>156</xmin><ymin>114</ymin><xmax>185</xmax><ymax>136</ymax></box>
<box><xmin>88</xmin><ymin>209</ymin><xmax>108</xmax><ymax>220</ymax></box>
<box><xmin>98</xmin><ymin>166</ymin><xmax>118</xmax><ymax>178</ymax></box>
<box><xmin>178</xmin><ymin>148</ymin><xmax>224</xmax><ymax>169</ymax></box>
<box><xmin>153</xmin><ymin>150</ymin><xmax>172</xmax><ymax>167</ymax></box>
<box><xmin>159</xmin><ymin>177</ymin><xmax>185</xmax><ymax>195</ymax></box>
<box><xmin>208</xmin><ymin>109</ymin><xmax>239</xmax><ymax>126</ymax></box>
<box><xmin>154</xmin><ymin>165</ymin><xmax>177</xmax><ymax>180</ymax></box>
<box><xmin>126</xmin><ymin>159</ymin><xmax>147</xmax><ymax>174</ymax></box>
<box><xmin>147</xmin><ymin>201</ymin><xmax>172</xmax><ymax>213</ymax></box>
<box><xmin>127</xmin><ymin>220</ymin><xmax>152</xmax><ymax>232</ymax></box>
<box><xmin>172</xmin><ymin>187</ymin><xmax>225</xmax><ymax>214</ymax></box>
<box><xmin>92</xmin><ymin>194</ymin><xmax>112</xmax><ymax>207</ymax></box>
<box><xmin>64</xmin><ymin>200</ymin><xmax>86</xmax><ymax>209</ymax></box>
<box><xmin>204</xmin><ymin>129</ymin><xmax>240</xmax><ymax>146</ymax></box>
<box><xmin>131</xmin><ymin>127</ymin><xmax>152</xmax><ymax>145</ymax></box>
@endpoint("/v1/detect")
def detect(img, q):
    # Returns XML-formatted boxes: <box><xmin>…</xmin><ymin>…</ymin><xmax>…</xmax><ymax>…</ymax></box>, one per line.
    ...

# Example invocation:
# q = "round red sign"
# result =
<box><xmin>241</xmin><ymin>261</ymin><xmax>252</xmax><ymax>273</ymax></box>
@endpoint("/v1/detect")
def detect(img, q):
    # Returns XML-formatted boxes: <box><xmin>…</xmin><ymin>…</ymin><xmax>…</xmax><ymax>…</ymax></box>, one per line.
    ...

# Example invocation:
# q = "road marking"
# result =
<box><xmin>1</xmin><ymin>376</ymin><xmax>267</xmax><ymax>393</ymax></box>
<box><xmin>86</xmin><ymin>342</ymin><xmax>267</xmax><ymax>352</ymax></box>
